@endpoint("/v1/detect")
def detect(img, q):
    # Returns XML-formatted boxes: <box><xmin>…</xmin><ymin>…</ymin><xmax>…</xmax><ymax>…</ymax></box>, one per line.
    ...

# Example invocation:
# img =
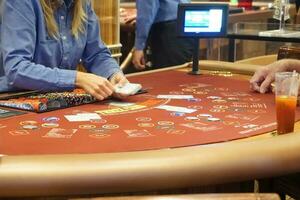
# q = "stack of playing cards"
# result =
<box><xmin>114</xmin><ymin>82</ymin><xmax>142</xmax><ymax>95</ymax></box>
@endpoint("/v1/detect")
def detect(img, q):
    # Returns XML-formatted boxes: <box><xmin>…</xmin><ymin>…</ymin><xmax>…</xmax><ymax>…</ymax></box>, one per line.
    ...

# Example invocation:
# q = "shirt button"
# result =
<box><xmin>63</xmin><ymin>56</ymin><xmax>68</xmax><ymax>60</ymax></box>
<box><xmin>61</xmin><ymin>16</ymin><xmax>65</xmax><ymax>20</ymax></box>
<box><xmin>62</xmin><ymin>36</ymin><xmax>67</xmax><ymax>40</ymax></box>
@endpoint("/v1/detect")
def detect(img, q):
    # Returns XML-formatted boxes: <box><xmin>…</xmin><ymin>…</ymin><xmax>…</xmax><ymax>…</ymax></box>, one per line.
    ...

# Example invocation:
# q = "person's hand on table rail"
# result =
<box><xmin>124</xmin><ymin>15</ymin><xmax>136</xmax><ymax>25</ymax></box>
<box><xmin>120</xmin><ymin>8</ymin><xmax>136</xmax><ymax>26</ymax></box>
<box><xmin>250</xmin><ymin>59</ymin><xmax>300</xmax><ymax>94</ymax></box>
<box><xmin>133</xmin><ymin>50</ymin><xmax>146</xmax><ymax>70</ymax></box>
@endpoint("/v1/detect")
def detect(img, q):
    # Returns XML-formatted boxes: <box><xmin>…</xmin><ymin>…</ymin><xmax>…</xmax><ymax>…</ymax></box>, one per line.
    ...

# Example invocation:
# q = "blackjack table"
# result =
<box><xmin>1</xmin><ymin>61</ymin><xmax>300</xmax><ymax>198</ymax></box>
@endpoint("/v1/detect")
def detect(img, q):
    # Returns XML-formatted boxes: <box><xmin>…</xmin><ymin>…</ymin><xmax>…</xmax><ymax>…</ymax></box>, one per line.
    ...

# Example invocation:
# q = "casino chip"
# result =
<box><xmin>138</xmin><ymin>123</ymin><xmax>155</xmax><ymax>127</ymax></box>
<box><xmin>184</xmin><ymin>116</ymin><xmax>199</xmax><ymax>121</ymax></box>
<box><xmin>227</xmin><ymin>97</ymin><xmax>239</xmax><ymax>101</ymax></box>
<box><xmin>79</xmin><ymin>124</ymin><xmax>96</xmax><ymax>129</ymax></box>
<box><xmin>212</xmin><ymin>99</ymin><xmax>227</xmax><ymax>103</ymax></box>
<box><xmin>187</xmin><ymin>105</ymin><xmax>203</xmax><ymax>110</ymax></box>
<box><xmin>102</xmin><ymin>124</ymin><xmax>119</xmax><ymax>129</ymax></box>
<box><xmin>43</xmin><ymin>117</ymin><xmax>60</xmax><ymax>122</ymax></box>
<box><xmin>213</xmin><ymin>105</ymin><xmax>229</xmax><ymax>109</ymax></box>
<box><xmin>170</xmin><ymin>112</ymin><xmax>185</xmax><ymax>117</ymax></box>
<box><xmin>157</xmin><ymin>121</ymin><xmax>174</xmax><ymax>126</ymax></box>
<box><xmin>207</xmin><ymin>117</ymin><xmax>221</xmax><ymax>122</ymax></box>
<box><xmin>182</xmin><ymin>88</ymin><xmax>196</xmax><ymax>92</ymax></box>
<box><xmin>42</xmin><ymin>123</ymin><xmax>59</xmax><ymax>128</ymax></box>
<box><xmin>136</xmin><ymin>117</ymin><xmax>152</xmax><ymax>122</ymax></box>
<box><xmin>207</xmin><ymin>96</ymin><xmax>222</xmax><ymax>100</ymax></box>
<box><xmin>22</xmin><ymin>125</ymin><xmax>39</xmax><ymax>130</ymax></box>
<box><xmin>187</xmin><ymin>98</ymin><xmax>201</xmax><ymax>102</ymax></box>
<box><xmin>210</xmin><ymin>108</ymin><xmax>226</xmax><ymax>113</ymax></box>
<box><xmin>156</xmin><ymin>125</ymin><xmax>174</xmax><ymax>130</ymax></box>
<box><xmin>20</xmin><ymin>121</ymin><xmax>38</xmax><ymax>125</ymax></box>
<box><xmin>197</xmin><ymin>114</ymin><xmax>212</xmax><ymax>118</ymax></box>
<box><xmin>193</xmin><ymin>91</ymin><xmax>208</xmax><ymax>95</ymax></box>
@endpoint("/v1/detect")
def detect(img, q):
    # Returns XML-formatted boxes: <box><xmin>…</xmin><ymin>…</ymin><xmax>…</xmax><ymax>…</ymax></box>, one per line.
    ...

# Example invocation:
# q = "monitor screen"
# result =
<box><xmin>177</xmin><ymin>3</ymin><xmax>229</xmax><ymax>37</ymax></box>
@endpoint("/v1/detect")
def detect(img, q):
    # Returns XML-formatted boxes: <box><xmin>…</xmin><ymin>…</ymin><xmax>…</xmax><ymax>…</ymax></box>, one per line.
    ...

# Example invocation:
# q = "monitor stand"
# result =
<box><xmin>189</xmin><ymin>38</ymin><xmax>201</xmax><ymax>75</ymax></box>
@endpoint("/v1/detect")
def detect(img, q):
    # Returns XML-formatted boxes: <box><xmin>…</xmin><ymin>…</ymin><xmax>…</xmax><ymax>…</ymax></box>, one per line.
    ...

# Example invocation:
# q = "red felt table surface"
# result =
<box><xmin>0</xmin><ymin>70</ymin><xmax>298</xmax><ymax>155</ymax></box>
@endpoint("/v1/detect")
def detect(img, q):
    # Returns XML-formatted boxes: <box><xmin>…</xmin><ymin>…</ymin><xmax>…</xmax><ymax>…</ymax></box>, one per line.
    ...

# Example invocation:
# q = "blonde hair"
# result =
<box><xmin>40</xmin><ymin>0</ymin><xmax>87</xmax><ymax>39</ymax></box>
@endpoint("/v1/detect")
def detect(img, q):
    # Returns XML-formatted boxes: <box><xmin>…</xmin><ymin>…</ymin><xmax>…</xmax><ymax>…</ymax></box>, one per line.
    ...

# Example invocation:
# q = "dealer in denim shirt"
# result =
<box><xmin>0</xmin><ymin>0</ymin><xmax>128</xmax><ymax>100</ymax></box>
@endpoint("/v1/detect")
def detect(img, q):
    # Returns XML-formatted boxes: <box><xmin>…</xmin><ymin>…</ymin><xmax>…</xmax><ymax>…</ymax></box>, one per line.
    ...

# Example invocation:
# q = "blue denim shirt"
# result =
<box><xmin>135</xmin><ymin>0</ymin><xmax>190</xmax><ymax>50</ymax></box>
<box><xmin>0</xmin><ymin>0</ymin><xmax>121</xmax><ymax>92</ymax></box>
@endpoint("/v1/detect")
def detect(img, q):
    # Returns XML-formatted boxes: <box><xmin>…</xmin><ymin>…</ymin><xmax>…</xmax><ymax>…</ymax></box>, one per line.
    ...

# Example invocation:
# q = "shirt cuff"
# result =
<box><xmin>108</xmin><ymin>70</ymin><xmax>125</xmax><ymax>81</ymax></box>
<box><xmin>104</xmin><ymin>68</ymin><xmax>123</xmax><ymax>80</ymax></box>
<box><xmin>135</xmin><ymin>38</ymin><xmax>147</xmax><ymax>50</ymax></box>
<box><xmin>57</xmin><ymin>69</ymin><xmax>77</xmax><ymax>90</ymax></box>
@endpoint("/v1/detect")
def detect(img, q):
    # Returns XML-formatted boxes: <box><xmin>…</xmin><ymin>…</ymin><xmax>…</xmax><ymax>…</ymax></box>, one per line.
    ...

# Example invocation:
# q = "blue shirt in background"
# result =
<box><xmin>135</xmin><ymin>0</ymin><xmax>190</xmax><ymax>50</ymax></box>
<box><xmin>64</xmin><ymin>0</ymin><xmax>73</xmax><ymax>8</ymax></box>
<box><xmin>0</xmin><ymin>0</ymin><xmax>120</xmax><ymax>92</ymax></box>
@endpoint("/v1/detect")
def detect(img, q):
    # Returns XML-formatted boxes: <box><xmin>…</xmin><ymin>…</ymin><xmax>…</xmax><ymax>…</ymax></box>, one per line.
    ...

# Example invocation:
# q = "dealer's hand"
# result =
<box><xmin>75</xmin><ymin>71</ymin><xmax>114</xmax><ymax>101</ymax></box>
<box><xmin>109</xmin><ymin>71</ymin><xmax>129</xmax><ymax>99</ymax></box>
<box><xmin>132</xmin><ymin>49</ymin><xmax>146</xmax><ymax>70</ymax></box>
<box><xmin>250</xmin><ymin>60</ymin><xmax>289</xmax><ymax>94</ymax></box>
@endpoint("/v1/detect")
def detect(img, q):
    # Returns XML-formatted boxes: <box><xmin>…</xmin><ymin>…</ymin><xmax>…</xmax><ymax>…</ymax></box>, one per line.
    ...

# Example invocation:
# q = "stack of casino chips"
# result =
<box><xmin>0</xmin><ymin>89</ymin><xmax>96</xmax><ymax>112</ymax></box>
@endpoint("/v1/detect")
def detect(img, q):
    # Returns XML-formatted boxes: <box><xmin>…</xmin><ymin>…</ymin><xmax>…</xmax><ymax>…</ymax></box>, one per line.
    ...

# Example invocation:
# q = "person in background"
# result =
<box><xmin>120</xmin><ymin>7</ymin><xmax>136</xmax><ymax>26</ymax></box>
<box><xmin>0</xmin><ymin>0</ymin><xmax>129</xmax><ymax>100</ymax></box>
<box><xmin>132</xmin><ymin>0</ymin><xmax>194</xmax><ymax>70</ymax></box>
<box><xmin>250</xmin><ymin>59</ymin><xmax>300</xmax><ymax>93</ymax></box>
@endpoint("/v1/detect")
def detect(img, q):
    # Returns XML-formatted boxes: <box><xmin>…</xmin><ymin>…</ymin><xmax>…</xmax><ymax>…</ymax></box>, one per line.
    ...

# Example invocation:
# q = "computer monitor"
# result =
<box><xmin>177</xmin><ymin>3</ymin><xmax>229</xmax><ymax>38</ymax></box>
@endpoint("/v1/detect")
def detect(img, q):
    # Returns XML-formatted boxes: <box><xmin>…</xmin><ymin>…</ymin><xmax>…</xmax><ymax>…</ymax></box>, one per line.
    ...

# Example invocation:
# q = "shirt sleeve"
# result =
<box><xmin>1</xmin><ymin>0</ymin><xmax>76</xmax><ymax>91</ymax></box>
<box><xmin>81</xmin><ymin>2</ymin><xmax>121</xmax><ymax>79</ymax></box>
<box><xmin>134</xmin><ymin>0</ymin><xmax>159</xmax><ymax>50</ymax></box>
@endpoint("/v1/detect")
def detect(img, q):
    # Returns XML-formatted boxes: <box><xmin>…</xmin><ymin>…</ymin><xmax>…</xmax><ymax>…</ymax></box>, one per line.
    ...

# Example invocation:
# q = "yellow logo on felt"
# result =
<box><xmin>95</xmin><ymin>105</ymin><xmax>146</xmax><ymax>115</ymax></box>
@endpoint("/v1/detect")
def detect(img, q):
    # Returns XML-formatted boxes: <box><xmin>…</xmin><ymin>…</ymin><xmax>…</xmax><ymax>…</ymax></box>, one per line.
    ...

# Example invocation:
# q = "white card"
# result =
<box><xmin>114</xmin><ymin>82</ymin><xmax>142</xmax><ymax>95</ymax></box>
<box><xmin>76</xmin><ymin>113</ymin><xmax>101</xmax><ymax>118</ymax></box>
<box><xmin>64</xmin><ymin>113</ymin><xmax>101</xmax><ymax>122</ymax></box>
<box><xmin>155</xmin><ymin>105</ymin><xmax>197</xmax><ymax>113</ymax></box>
<box><xmin>157</xmin><ymin>95</ymin><xmax>194</xmax><ymax>99</ymax></box>
<box><xmin>108</xmin><ymin>101</ymin><xmax>136</xmax><ymax>107</ymax></box>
